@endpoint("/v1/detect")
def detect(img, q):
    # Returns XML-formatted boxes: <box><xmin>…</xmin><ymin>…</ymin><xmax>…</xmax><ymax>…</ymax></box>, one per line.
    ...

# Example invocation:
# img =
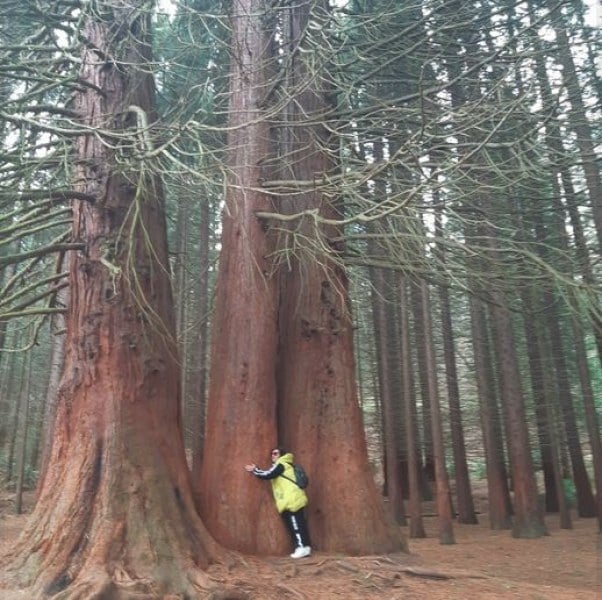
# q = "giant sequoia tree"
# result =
<box><xmin>199</xmin><ymin>0</ymin><xmax>405</xmax><ymax>556</ymax></box>
<box><xmin>2</xmin><ymin>2</ymin><xmax>222</xmax><ymax>597</ymax></box>
<box><xmin>195</xmin><ymin>0</ymin><xmax>287</xmax><ymax>555</ymax></box>
<box><xmin>272</xmin><ymin>0</ymin><xmax>404</xmax><ymax>555</ymax></box>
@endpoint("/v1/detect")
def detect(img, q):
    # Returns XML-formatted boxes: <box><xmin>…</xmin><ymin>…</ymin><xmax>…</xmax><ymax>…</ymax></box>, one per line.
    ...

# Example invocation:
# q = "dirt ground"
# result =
<box><xmin>0</xmin><ymin>491</ymin><xmax>600</xmax><ymax>599</ymax></box>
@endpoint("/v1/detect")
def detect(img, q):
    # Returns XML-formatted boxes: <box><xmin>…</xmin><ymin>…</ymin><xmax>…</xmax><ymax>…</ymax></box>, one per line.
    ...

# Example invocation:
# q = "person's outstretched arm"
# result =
<box><xmin>244</xmin><ymin>462</ymin><xmax>284</xmax><ymax>479</ymax></box>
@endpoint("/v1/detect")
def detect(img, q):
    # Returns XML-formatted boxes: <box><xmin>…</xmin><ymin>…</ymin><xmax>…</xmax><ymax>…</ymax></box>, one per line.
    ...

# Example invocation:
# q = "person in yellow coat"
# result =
<box><xmin>245</xmin><ymin>447</ymin><xmax>311</xmax><ymax>558</ymax></box>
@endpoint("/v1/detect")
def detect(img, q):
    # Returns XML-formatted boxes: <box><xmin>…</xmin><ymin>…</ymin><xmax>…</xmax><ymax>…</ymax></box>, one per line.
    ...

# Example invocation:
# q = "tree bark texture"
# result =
<box><xmin>434</xmin><ymin>205</ymin><xmax>477</xmax><ymax>525</ymax></box>
<box><xmin>469</xmin><ymin>296</ymin><xmax>512</xmax><ymax>530</ymax></box>
<box><xmin>399</xmin><ymin>277</ymin><xmax>426</xmax><ymax>538</ymax></box>
<box><xmin>571</xmin><ymin>314</ymin><xmax>602</xmax><ymax>531</ymax></box>
<box><xmin>274</xmin><ymin>0</ymin><xmax>405</xmax><ymax>555</ymax></box>
<box><xmin>543</xmin><ymin>0</ymin><xmax>602</xmax><ymax>250</ymax></box>
<box><xmin>190</xmin><ymin>196</ymin><xmax>210</xmax><ymax>474</ymax></box>
<box><xmin>415</xmin><ymin>278</ymin><xmax>455</xmax><ymax>544</ymax></box>
<box><xmin>196</xmin><ymin>0</ymin><xmax>287</xmax><ymax>556</ymax></box>
<box><xmin>372</xmin><ymin>267</ymin><xmax>405</xmax><ymax>524</ymax></box>
<box><xmin>489</xmin><ymin>295</ymin><xmax>547</xmax><ymax>538</ymax></box>
<box><xmin>2</xmin><ymin>4</ymin><xmax>222</xmax><ymax>597</ymax></box>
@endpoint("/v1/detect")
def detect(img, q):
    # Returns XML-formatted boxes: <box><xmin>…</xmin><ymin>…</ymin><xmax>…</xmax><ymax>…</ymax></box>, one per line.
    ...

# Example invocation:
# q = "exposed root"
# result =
<box><xmin>398</xmin><ymin>566</ymin><xmax>488</xmax><ymax>580</ymax></box>
<box><xmin>334</xmin><ymin>559</ymin><xmax>360</xmax><ymax>573</ymax></box>
<box><xmin>206</xmin><ymin>588</ymin><xmax>250</xmax><ymax>600</ymax></box>
<box><xmin>275</xmin><ymin>582</ymin><xmax>306</xmax><ymax>599</ymax></box>
<box><xmin>187</xmin><ymin>568</ymin><xmax>216</xmax><ymax>591</ymax></box>
<box><xmin>29</xmin><ymin>564</ymin><xmax>239</xmax><ymax>600</ymax></box>
<box><xmin>48</xmin><ymin>571</ymin><xmax>113</xmax><ymax>600</ymax></box>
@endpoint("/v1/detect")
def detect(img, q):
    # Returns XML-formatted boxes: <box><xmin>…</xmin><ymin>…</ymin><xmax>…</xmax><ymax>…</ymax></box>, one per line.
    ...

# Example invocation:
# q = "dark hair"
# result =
<box><xmin>271</xmin><ymin>447</ymin><xmax>287</xmax><ymax>456</ymax></box>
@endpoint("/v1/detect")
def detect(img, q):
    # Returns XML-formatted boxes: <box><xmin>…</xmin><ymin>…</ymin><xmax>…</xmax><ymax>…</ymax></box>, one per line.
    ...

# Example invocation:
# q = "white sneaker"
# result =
<box><xmin>290</xmin><ymin>546</ymin><xmax>311</xmax><ymax>559</ymax></box>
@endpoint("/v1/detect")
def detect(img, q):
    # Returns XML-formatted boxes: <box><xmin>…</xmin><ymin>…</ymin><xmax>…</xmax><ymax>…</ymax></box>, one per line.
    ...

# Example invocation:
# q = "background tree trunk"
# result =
<box><xmin>489</xmin><ymin>295</ymin><xmax>547</xmax><ymax>538</ymax></box>
<box><xmin>434</xmin><ymin>204</ymin><xmax>477</xmax><ymax>525</ymax></box>
<box><xmin>470</xmin><ymin>296</ymin><xmax>512</xmax><ymax>530</ymax></box>
<box><xmin>542</xmin><ymin>0</ymin><xmax>602</xmax><ymax>249</ymax></box>
<box><xmin>415</xmin><ymin>277</ymin><xmax>455</xmax><ymax>544</ymax></box>
<box><xmin>36</xmin><ymin>257</ymin><xmax>69</xmax><ymax>493</ymax></box>
<box><xmin>191</xmin><ymin>196</ymin><xmax>211</xmax><ymax>473</ymax></box>
<box><xmin>14</xmin><ymin>349</ymin><xmax>32</xmax><ymax>514</ymax></box>
<box><xmin>400</xmin><ymin>276</ymin><xmax>426</xmax><ymax>538</ymax></box>
<box><xmin>373</xmin><ymin>268</ymin><xmax>405</xmax><ymax>523</ymax></box>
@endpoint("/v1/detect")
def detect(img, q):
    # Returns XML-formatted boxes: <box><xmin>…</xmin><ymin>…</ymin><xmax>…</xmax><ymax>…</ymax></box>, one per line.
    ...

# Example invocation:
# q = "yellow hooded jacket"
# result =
<box><xmin>253</xmin><ymin>452</ymin><xmax>308</xmax><ymax>513</ymax></box>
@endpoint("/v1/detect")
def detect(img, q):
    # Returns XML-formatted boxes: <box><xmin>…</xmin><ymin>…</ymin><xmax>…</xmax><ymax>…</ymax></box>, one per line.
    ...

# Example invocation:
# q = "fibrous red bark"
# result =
<box><xmin>195</xmin><ymin>0</ymin><xmax>288</xmax><ymax>556</ymax></box>
<box><xmin>1</xmin><ymin>3</ymin><xmax>222</xmax><ymax>597</ymax></box>
<box><xmin>274</xmin><ymin>1</ymin><xmax>405</xmax><ymax>555</ymax></box>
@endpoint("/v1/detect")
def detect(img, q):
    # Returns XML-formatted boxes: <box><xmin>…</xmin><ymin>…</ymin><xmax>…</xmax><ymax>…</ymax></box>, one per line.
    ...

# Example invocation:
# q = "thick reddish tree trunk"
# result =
<box><xmin>195</xmin><ymin>0</ymin><xmax>288</xmax><ymax>556</ymax></box>
<box><xmin>273</xmin><ymin>0</ymin><xmax>404</xmax><ymax>555</ymax></box>
<box><xmin>1</xmin><ymin>4</ymin><xmax>222</xmax><ymax>597</ymax></box>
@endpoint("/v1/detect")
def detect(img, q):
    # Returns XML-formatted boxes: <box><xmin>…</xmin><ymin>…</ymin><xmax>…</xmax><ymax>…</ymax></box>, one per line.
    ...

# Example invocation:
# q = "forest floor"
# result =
<box><xmin>0</xmin><ymin>489</ymin><xmax>600</xmax><ymax>599</ymax></box>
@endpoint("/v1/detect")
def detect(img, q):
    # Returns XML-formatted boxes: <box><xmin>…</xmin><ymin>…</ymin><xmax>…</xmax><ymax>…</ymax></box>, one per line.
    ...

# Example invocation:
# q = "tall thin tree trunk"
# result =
<box><xmin>538</xmin><ymin>291</ymin><xmax>596</xmax><ymax>517</ymax></box>
<box><xmin>521</xmin><ymin>290</ymin><xmax>571</xmax><ymax>526</ymax></box>
<box><xmin>411</xmin><ymin>279</ymin><xmax>436</xmax><ymax>483</ymax></box>
<box><xmin>175</xmin><ymin>199</ymin><xmax>190</xmax><ymax>445</ymax></box>
<box><xmin>488</xmin><ymin>294</ymin><xmax>547</xmax><ymax>538</ymax></box>
<box><xmin>370</xmin><ymin>137</ymin><xmax>405</xmax><ymax>523</ymax></box>
<box><xmin>527</xmin><ymin>12</ymin><xmax>602</xmax><ymax>367</ymax></box>
<box><xmin>373</xmin><ymin>268</ymin><xmax>405</xmax><ymax>523</ymax></box>
<box><xmin>14</xmin><ymin>349</ymin><xmax>32</xmax><ymax>514</ymax></box>
<box><xmin>400</xmin><ymin>276</ymin><xmax>426</xmax><ymax>538</ymax></box>
<box><xmin>543</xmin><ymin>0</ymin><xmax>602</xmax><ymax>249</ymax></box>
<box><xmin>434</xmin><ymin>205</ymin><xmax>477</xmax><ymax>525</ymax></box>
<box><xmin>469</xmin><ymin>296</ymin><xmax>512</xmax><ymax>530</ymax></box>
<box><xmin>36</xmin><ymin>258</ymin><xmax>69</xmax><ymax>495</ymax></box>
<box><xmin>571</xmin><ymin>314</ymin><xmax>602</xmax><ymax>531</ymax></box>
<box><xmin>521</xmin><ymin>292</ymin><xmax>558</xmax><ymax>513</ymax></box>
<box><xmin>5</xmin><ymin>342</ymin><xmax>27</xmax><ymax>483</ymax></box>
<box><xmin>0</xmin><ymin>262</ymin><xmax>19</xmax><ymax>452</ymax></box>
<box><xmin>416</xmin><ymin>278</ymin><xmax>455</xmax><ymax>544</ymax></box>
<box><xmin>191</xmin><ymin>196</ymin><xmax>210</xmax><ymax>474</ymax></box>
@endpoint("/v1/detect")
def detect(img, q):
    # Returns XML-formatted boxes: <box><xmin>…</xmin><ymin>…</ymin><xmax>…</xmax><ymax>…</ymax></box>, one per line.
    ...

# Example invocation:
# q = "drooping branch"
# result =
<box><xmin>0</xmin><ymin>242</ymin><xmax>84</xmax><ymax>268</ymax></box>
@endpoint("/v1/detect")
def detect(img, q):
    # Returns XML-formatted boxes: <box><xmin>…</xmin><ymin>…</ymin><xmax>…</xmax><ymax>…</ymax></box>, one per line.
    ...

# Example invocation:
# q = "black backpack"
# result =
<box><xmin>282</xmin><ymin>463</ymin><xmax>309</xmax><ymax>489</ymax></box>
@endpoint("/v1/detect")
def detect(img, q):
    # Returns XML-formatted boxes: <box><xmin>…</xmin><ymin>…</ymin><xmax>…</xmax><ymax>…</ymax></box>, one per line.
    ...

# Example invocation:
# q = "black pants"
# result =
<box><xmin>281</xmin><ymin>508</ymin><xmax>311</xmax><ymax>550</ymax></box>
